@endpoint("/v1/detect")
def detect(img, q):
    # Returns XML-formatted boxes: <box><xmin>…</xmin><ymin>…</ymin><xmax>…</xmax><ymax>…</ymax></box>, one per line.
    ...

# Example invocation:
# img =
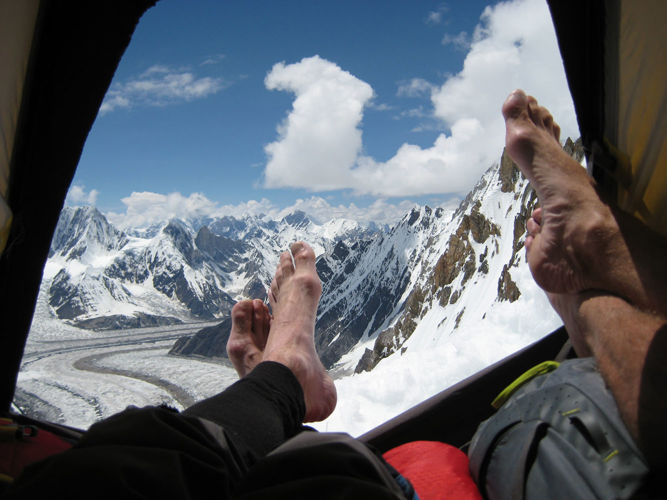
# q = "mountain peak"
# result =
<box><xmin>281</xmin><ymin>210</ymin><xmax>311</xmax><ymax>228</ymax></box>
<box><xmin>50</xmin><ymin>205</ymin><xmax>127</xmax><ymax>260</ymax></box>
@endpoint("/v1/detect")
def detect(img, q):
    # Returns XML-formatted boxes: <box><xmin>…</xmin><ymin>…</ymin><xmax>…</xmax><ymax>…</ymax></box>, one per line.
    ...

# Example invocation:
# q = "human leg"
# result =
<box><xmin>544</xmin><ymin>291</ymin><xmax>666</xmax><ymax>471</ymax></box>
<box><xmin>505</xmin><ymin>89</ymin><xmax>667</xmax><ymax>471</ymax></box>
<box><xmin>185</xmin><ymin>241</ymin><xmax>336</xmax><ymax>458</ymax></box>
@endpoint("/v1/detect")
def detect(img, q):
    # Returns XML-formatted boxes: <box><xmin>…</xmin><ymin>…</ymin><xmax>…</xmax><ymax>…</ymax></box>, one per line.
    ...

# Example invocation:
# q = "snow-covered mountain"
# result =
<box><xmin>34</xmin><ymin>138</ymin><xmax>583</xmax><ymax>373</ymax></box>
<box><xmin>38</xmin><ymin>205</ymin><xmax>378</xmax><ymax>332</ymax></box>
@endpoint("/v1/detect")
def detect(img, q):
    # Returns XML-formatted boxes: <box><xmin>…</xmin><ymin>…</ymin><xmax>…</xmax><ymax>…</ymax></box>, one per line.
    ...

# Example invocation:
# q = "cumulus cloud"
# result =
<box><xmin>66</xmin><ymin>185</ymin><xmax>99</xmax><ymax>206</ymax></box>
<box><xmin>275</xmin><ymin>196</ymin><xmax>418</xmax><ymax>225</ymax></box>
<box><xmin>263</xmin><ymin>55</ymin><xmax>374</xmax><ymax>190</ymax></box>
<box><xmin>100</xmin><ymin>64</ymin><xmax>225</xmax><ymax>114</ymax></box>
<box><xmin>425</xmin><ymin>0</ymin><xmax>578</xmax><ymax>189</ymax></box>
<box><xmin>353</xmin><ymin>118</ymin><xmax>487</xmax><ymax>196</ymax></box>
<box><xmin>262</xmin><ymin>0</ymin><xmax>577</xmax><ymax>198</ymax></box>
<box><xmin>107</xmin><ymin>191</ymin><xmax>220</xmax><ymax>228</ymax></box>
<box><xmin>106</xmin><ymin>191</ymin><xmax>415</xmax><ymax>229</ymax></box>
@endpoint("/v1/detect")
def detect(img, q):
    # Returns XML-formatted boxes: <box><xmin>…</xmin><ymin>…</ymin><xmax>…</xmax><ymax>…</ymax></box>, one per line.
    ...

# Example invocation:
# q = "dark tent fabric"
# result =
<box><xmin>0</xmin><ymin>0</ymin><xmax>157</xmax><ymax>412</ymax></box>
<box><xmin>0</xmin><ymin>0</ymin><xmax>663</xmax><ymax>458</ymax></box>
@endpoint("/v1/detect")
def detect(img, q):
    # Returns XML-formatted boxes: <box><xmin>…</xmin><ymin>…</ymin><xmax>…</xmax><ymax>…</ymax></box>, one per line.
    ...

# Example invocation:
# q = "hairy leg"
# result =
<box><xmin>546</xmin><ymin>290</ymin><xmax>667</xmax><ymax>471</ymax></box>
<box><xmin>264</xmin><ymin>242</ymin><xmax>337</xmax><ymax>422</ymax></box>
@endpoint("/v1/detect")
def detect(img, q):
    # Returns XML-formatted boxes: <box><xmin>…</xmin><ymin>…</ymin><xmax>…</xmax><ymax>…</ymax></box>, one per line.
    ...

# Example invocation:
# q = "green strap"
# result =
<box><xmin>491</xmin><ymin>361</ymin><xmax>560</xmax><ymax>409</ymax></box>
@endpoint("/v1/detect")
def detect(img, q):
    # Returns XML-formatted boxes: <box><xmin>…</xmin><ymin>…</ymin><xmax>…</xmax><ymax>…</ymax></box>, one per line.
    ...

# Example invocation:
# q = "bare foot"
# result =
<box><xmin>227</xmin><ymin>299</ymin><xmax>271</xmax><ymax>378</ymax></box>
<box><xmin>503</xmin><ymin>89</ymin><xmax>633</xmax><ymax>296</ymax></box>
<box><xmin>263</xmin><ymin>242</ymin><xmax>337</xmax><ymax>422</ymax></box>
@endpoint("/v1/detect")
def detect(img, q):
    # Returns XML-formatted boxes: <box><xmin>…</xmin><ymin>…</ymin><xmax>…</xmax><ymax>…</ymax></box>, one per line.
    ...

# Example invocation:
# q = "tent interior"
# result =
<box><xmin>0</xmin><ymin>0</ymin><xmax>664</xmax><ymax>454</ymax></box>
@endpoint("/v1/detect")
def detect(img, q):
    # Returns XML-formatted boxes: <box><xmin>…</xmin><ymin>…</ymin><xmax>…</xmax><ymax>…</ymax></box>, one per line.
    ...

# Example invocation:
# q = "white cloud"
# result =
<box><xmin>100</xmin><ymin>64</ymin><xmax>225</xmax><ymax>114</ymax></box>
<box><xmin>107</xmin><ymin>191</ymin><xmax>220</xmax><ymax>228</ymax></box>
<box><xmin>441</xmin><ymin>31</ymin><xmax>471</xmax><ymax>50</ymax></box>
<box><xmin>275</xmin><ymin>196</ymin><xmax>418</xmax><ymax>225</ymax></box>
<box><xmin>261</xmin><ymin>0</ymin><xmax>577</xmax><ymax>198</ymax></box>
<box><xmin>425</xmin><ymin>0</ymin><xmax>578</xmax><ymax>190</ymax></box>
<box><xmin>66</xmin><ymin>185</ymin><xmax>99</xmax><ymax>206</ymax></box>
<box><xmin>201</xmin><ymin>53</ymin><xmax>225</xmax><ymax>66</ymax></box>
<box><xmin>106</xmin><ymin>190</ymin><xmax>416</xmax><ymax>229</ymax></box>
<box><xmin>263</xmin><ymin>56</ymin><xmax>374</xmax><ymax>191</ymax></box>
<box><xmin>397</xmin><ymin>78</ymin><xmax>435</xmax><ymax>98</ymax></box>
<box><xmin>353</xmin><ymin>118</ymin><xmax>487</xmax><ymax>196</ymax></box>
<box><xmin>426</xmin><ymin>4</ymin><xmax>449</xmax><ymax>25</ymax></box>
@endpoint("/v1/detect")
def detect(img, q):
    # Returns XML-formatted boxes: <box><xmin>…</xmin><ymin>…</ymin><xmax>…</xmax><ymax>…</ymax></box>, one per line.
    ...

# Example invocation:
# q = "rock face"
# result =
<box><xmin>351</xmin><ymin>146</ymin><xmax>545</xmax><ymax>374</ymax></box>
<box><xmin>314</xmin><ymin>206</ymin><xmax>447</xmax><ymax>368</ymax></box>
<box><xmin>169</xmin><ymin>317</ymin><xmax>232</xmax><ymax>359</ymax></box>
<box><xmin>499</xmin><ymin>147</ymin><xmax>522</xmax><ymax>193</ymax></box>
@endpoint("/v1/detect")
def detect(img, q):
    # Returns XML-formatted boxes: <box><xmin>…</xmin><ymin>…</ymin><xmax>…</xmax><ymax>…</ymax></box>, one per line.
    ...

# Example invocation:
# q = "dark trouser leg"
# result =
<box><xmin>5</xmin><ymin>362</ymin><xmax>307</xmax><ymax>499</ymax></box>
<box><xmin>184</xmin><ymin>361</ymin><xmax>306</xmax><ymax>461</ymax></box>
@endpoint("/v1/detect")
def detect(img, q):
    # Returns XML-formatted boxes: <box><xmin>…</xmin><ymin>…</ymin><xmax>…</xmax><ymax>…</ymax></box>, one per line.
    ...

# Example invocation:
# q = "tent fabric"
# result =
<box><xmin>0</xmin><ymin>0</ymin><xmax>40</xmax><ymax>254</ymax></box>
<box><xmin>0</xmin><ymin>0</ymin><xmax>663</xmax><ymax>451</ymax></box>
<box><xmin>548</xmin><ymin>0</ymin><xmax>667</xmax><ymax>236</ymax></box>
<box><xmin>613</xmin><ymin>0</ymin><xmax>667</xmax><ymax>234</ymax></box>
<box><xmin>0</xmin><ymin>0</ymin><xmax>157</xmax><ymax>412</ymax></box>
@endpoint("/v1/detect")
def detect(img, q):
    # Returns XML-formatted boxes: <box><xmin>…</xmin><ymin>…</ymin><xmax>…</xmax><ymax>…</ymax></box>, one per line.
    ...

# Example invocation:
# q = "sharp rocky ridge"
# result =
<box><xmin>34</xmin><ymin>139</ymin><xmax>583</xmax><ymax>371</ymax></box>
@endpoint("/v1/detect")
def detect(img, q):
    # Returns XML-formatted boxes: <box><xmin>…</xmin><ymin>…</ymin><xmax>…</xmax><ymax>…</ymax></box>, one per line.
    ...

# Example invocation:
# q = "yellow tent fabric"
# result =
<box><xmin>608</xmin><ymin>0</ymin><xmax>667</xmax><ymax>235</ymax></box>
<box><xmin>0</xmin><ymin>0</ymin><xmax>40</xmax><ymax>254</ymax></box>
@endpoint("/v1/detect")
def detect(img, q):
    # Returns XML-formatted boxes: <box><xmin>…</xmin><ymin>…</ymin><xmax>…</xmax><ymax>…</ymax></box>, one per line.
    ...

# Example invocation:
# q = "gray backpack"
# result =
<box><xmin>468</xmin><ymin>358</ymin><xmax>652</xmax><ymax>499</ymax></box>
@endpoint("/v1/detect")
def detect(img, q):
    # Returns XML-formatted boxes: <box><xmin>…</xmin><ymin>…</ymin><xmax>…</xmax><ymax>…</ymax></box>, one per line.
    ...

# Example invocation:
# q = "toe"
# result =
<box><xmin>502</xmin><ymin>89</ymin><xmax>528</xmax><ymax>120</ymax></box>
<box><xmin>527</xmin><ymin>217</ymin><xmax>541</xmax><ymax>236</ymax></box>
<box><xmin>527</xmin><ymin>96</ymin><xmax>540</xmax><ymax>124</ymax></box>
<box><xmin>269</xmin><ymin>281</ymin><xmax>278</xmax><ymax>308</ymax></box>
<box><xmin>525</xmin><ymin>234</ymin><xmax>534</xmax><ymax>252</ymax></box>
<box><xmin>280</xmin><ymin>250</ymin><xmax>295</xmax><ymax>277</ymax></box>
<box><xmin>291</xmin><ymin>241</ymin><xmax>316</xmax><ymax>269</ymax></box>
<box><xmin>231</xmin><ymin>300</ymin><xmax>253</xmax><ymax>333</ymax></box>
<box><xmin>532</xmin><ymin>207</ymin><xmax>543</xmax><ymax>225</ymax></box>
<box><xmin>252</xmin><ymin>299</ymin><xmax>270</xmax><ymax>350</ymax></box>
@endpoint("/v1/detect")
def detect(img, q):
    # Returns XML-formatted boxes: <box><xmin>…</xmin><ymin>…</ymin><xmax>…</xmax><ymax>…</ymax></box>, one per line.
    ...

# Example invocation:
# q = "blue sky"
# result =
<box><xmin>68</xmin><ymin>0</ymin><xmax>578</xmax><ymax>227</ymax></box>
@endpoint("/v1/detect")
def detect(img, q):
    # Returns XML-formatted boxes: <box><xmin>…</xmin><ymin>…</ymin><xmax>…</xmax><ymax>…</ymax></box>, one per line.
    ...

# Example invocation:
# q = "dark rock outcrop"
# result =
<box><xmin>169</xmin><ymin>317</ymin><xmax>232</xmax><ymax>359</ymax></box>
<box><xmin>74</xmin><ymin>313</ymin><xmax>182</xmax><ymax>331</ymax></box>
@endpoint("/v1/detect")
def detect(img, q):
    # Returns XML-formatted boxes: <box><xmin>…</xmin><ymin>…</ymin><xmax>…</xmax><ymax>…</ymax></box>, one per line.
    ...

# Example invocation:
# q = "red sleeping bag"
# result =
<box><xmin>384</xmin><ymin>441</ymin><xmax>482</xmax><ymax>499</ymax></box>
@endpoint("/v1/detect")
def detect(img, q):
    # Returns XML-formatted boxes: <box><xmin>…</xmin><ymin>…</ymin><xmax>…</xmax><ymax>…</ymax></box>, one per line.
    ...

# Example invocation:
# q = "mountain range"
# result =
<box><xmin>37</xmin><ymin>138</ymin><xmax>583</xmax><ymax>371</ymax></box>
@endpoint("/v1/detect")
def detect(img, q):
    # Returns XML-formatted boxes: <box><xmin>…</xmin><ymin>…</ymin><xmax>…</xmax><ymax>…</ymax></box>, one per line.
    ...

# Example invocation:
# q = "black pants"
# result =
<box><xmin>6</xmin><ymin>362</ymin><xmax>412</xmax><ymax>499</ymax></box>
<box><xmin>183</xmin><ymin>361</ymin><xmax>308</xmax><ymax>462</ymax></box>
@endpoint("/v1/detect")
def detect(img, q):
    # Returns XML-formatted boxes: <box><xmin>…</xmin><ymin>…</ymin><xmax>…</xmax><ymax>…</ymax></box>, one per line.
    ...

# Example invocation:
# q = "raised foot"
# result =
<box><xmin>503</xmin><ymin>89</ymin><xmax>621</xmax><ymax>295</ymax></box>
<box><xmin>264</xmin><ymin>242</ymin><xmax>337</xmax><ymax>422</ymax></box>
